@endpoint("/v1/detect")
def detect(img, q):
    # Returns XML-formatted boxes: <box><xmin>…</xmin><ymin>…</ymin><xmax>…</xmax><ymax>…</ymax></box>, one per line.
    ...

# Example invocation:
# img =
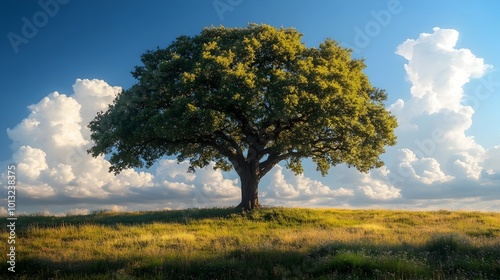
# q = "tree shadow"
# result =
<box><xmin>15</xmin><ymin>207</ymin><xmax>245</xmax><ymax>230</ymax></box>
<box><xmin>3</xmin><ymin>234</ymin><xmax>500</xmax><ymax>279</ymax></box>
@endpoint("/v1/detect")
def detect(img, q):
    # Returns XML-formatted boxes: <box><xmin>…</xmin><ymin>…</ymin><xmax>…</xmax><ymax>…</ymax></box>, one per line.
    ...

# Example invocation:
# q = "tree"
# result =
<box><xmin>88</xmin><ymin>23</ymin><xmax>397</xmax><ymax>211</ymax></box>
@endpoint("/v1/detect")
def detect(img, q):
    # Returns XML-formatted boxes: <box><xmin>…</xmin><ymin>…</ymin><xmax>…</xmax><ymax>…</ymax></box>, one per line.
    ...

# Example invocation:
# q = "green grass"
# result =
<box><xmin>2</xmin><ymin>207</ymin><xmax>500</xmax><ymax>279</ymax></box>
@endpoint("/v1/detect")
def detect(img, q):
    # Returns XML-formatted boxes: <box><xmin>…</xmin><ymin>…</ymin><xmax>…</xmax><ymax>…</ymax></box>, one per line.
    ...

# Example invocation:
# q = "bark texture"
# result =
<box><xmin>235</xmin><ymin>158</ymin><xmax>262</xmax><ymax>211</ymax></box>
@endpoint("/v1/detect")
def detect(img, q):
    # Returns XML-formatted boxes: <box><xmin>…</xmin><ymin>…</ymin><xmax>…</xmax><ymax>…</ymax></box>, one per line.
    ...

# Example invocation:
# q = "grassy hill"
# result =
<box><xmin>2</xmin><ymin>207</ymin><xmax>500</xmax><ymax>279</ymax></box>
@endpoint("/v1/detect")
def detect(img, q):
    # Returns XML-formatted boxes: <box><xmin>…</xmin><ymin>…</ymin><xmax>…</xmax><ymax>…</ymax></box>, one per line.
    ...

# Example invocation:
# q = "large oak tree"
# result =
<box><xmin>88</xmin><ymin>24</ymin><xmax>397</xmax><ymax>210</ymax></box>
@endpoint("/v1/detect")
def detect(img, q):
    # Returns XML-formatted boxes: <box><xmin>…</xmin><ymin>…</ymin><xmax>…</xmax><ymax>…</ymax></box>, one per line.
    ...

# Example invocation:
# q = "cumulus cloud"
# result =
<box><xmin>395</xmin><ymin>27</ymin><xmax>489</xmax><ymax>114</ymax></box>
<box><xmin>263</xmin><ymin>165</ymin><xmax>354</xmax><ymax>207</ymax></box>
<box><xmin>4</xmin><ymin>79</ymin><xmax>241</xmax><ymax>213</ymax></box>
<box><xmin>3</xmin><ymin>27</ymin><xmax>500</xmax><ymax>214</ymax></box>
<box><xmin>8</xmin><ymin>92</ymin><xmax>86</xmax><ymax>149</ymax></box>
<box><xmin>378</xmin><ymin>27</ymin><xmax>499</xmax><ymax>208</ymax></box>
<box><xmin>356</xmin><ymin>167</ymin><xmax>401</xmax><ymax>200</ymax></box>
<box><xmin>358</xmin><ymin>183</ymin><xmax>400</xmax><ymax>200</ymax></box>
<box><xmin>396</xmin><ymin>148</ymin><xmax>452</xmax><ymax>184</ymax></box>
<box><xmin>272</xmin><ymin>27</ymin><xmax>499</xmax><ymax>211</ymax></box>
<box><xmin>483</xmin><ymin>146</ymin><xmax>500</xmax><ymax>175</ymax></box>
<box><xmin>261</xmin><ymin>27</ymin><xmax>498</xmax><ymax>211</ymax></box>
<box><xmin>152</xmin><ymin>159</ymin><xmax>240</xmax><ymax>204</ymax></box>
<box><xmin>12</xmin><ymin>146</ymin><xmax>48</xmax><ymax>180</ymax></box>
<box><xmin>390</xmin><ymin>27</ymin><xmax>492</xmax><ymax>178</ymax></box>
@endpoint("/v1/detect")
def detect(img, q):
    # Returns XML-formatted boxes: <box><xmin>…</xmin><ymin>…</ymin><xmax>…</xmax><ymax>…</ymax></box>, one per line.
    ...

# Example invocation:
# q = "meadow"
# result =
<box><xmin>1</xmin><ymin>207</ymin><xmax>500</xmax><ymax>279</ymax></box>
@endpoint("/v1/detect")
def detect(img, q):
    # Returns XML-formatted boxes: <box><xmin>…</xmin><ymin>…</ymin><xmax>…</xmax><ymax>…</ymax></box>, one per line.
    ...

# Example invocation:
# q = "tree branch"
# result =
<box><xmin>257</xmin><ymin>114</ymin><xmax>309</xmax><ymax>148</ymax></box>
<box><xmin>258</xmin><ymin>150</ymin><xmax>307</xmax><ymax>178</ymax></box>
<box><xmin>214</xmin><ymin>130</ymin><xmax>243</xmax><ymax>157</ymax></box>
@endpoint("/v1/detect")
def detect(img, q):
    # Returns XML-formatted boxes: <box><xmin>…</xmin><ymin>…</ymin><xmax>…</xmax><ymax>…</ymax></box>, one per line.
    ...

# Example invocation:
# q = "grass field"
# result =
<box><xmin>2</xmin><ymin>207</ymin><xmax>500</xmax><ymax>279</ymax></box>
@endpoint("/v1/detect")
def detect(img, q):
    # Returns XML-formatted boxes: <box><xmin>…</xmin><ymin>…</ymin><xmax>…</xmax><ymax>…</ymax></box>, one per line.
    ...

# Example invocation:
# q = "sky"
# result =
<box><xmin>1</xmin><ymin>0</ymin><xmax>500</xmax><ymax>215</ymax></box>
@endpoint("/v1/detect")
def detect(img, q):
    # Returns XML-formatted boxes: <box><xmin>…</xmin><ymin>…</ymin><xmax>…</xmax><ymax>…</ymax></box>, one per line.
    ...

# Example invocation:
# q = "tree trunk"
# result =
<box><xmin>235</xmin><ymin>160</ymin><xmax>262</xmax><ymax>211</ymax></box>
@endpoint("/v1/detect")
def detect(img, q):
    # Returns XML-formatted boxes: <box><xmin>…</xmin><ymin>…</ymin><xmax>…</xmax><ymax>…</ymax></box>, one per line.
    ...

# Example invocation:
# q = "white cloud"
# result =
<box><xmin>358</xmin><ymin>183</ymin><xmax>400</xmax><ymax>200</ymax></box>
<box><xmin>484</xmin><ymin>146</ymin><xmax>500</xmax><ymax>175</ymax></box>
<box><xmin>395</xmin><ymin>27</ymin><xmax>489</xmax><ymax>114</ymax></box>
<box><xmin>3</xmin><ymin>79</ymin><xmax>240</xmax><ymax>212</ymax></box>
<box><xmin>299</xmin><ymin>27</ymin><xmax>499</xmax><ymax>210</ymax></box>
<box><xmin>156</xmin><ymin>160</ymin><xmax>196</xmax><ymax>182</ymax></box>
<box><xmin>47</xmin><ymin>163</ymin><xmax>75</xmax><ymax>185</ymax></box>
<box><xmin>353</xmin><ymin>166</ymin><xmax>401</xmax><ymax>200</ymax></box>
<box><xmin>449</xmin><ymin>152</ymin><xmax>482</xmax><ymax>180</ymax></box>
<box><xmin>396</xmin><ymin>148</ymin><xmax>453</xmax><ymax>184</ymax></box>
<box><xmin>389</xmin><ymin>27</ymin><xmax>491</xmax><ymax>178</ymax></box>
<box><xmin>154</xmin><ymin>159</ymin><xmax>240</xmax><ymax>203</ymax></box>
<box><xmin>268</xmin><ymin>165</ymin><xmax>300</xmax><ymax>198</ymax></box>
<box><xmin>8</xmin><ymin>92</ymin><xmax>87</xmax><ymax>148</ymax></box>
<box><xmin>72</xmin><ymin>78</ymin><xmax>122</xmax><ymax>141</ymax></box>
<box><xmin>65</xmin><ymin>208</ymin><xmax>90</xmax><ymax>216</ymax></box>
<box><xmin>376</xmin><ymin>27</ymin><xmax>497</xmax><ymax>207</ymax></box>
<box><xmin>0</xmin><ymin>207</ymin><xmax>7</xmax><ymax>217</ymax></box>
<box><xmin>20</xmin><ymin>183</ymin><xmax>56</xmax><ymax>199</ymax></box>
<box><xmin>12</xmin><ymin>146</ymin><xmax>48</xmax><ymax>180</ymax></box>
<box><xmin>5</xmin><ymin>79</ymin><xmax>157</xmax><ymax>210</ymax></box>
<box><xmin>265</xmin><ymin>165</ymin><xmax>354</xmax><ymax>206</ymax></box>
<box><xmin>3</xmin><ymin>27</ymin><xmax>500</xmax><ymax>214</ymax></box>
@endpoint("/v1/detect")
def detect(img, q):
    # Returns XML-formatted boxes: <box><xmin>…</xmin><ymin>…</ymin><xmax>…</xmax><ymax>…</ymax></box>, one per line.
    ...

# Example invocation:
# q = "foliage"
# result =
<box><xmin>3</xmin><ymin>208</ymin><xmax>500</xmax><ymax>279</ymax></box>
<box><xmin>87</xmin><ymin>23</ymin><xmax>397</xmax><ymax>209</ymax></box>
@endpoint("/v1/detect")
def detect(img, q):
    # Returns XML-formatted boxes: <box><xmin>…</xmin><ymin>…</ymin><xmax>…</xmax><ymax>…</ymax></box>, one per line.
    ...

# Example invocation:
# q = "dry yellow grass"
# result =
<box><xmin>2</xmin><ymin>207</ymin><xmax>500</xmax><ymax>279</ymax></box>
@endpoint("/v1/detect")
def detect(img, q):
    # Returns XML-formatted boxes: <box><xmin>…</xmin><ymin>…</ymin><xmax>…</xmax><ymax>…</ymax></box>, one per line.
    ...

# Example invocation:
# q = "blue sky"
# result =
<box><xmin>1</xmin><ymin>0</ymin><xmax>500</xmax><ymax>214</ymax></box>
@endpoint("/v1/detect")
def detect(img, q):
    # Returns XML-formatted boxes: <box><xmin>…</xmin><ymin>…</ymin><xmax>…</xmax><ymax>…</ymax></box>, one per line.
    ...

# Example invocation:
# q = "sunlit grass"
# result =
<box><xmin>2</xmin><ymin>207</ymin><xmax>500</xmax><ymax>279</ymax></box>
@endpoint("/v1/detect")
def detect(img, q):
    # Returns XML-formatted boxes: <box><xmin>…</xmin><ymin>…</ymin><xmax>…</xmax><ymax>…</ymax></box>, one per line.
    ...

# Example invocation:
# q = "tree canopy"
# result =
<box><xmin>88</xmin><ymin>23</ymin><xmax>397</xmax><ymax>210</ymax></box>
